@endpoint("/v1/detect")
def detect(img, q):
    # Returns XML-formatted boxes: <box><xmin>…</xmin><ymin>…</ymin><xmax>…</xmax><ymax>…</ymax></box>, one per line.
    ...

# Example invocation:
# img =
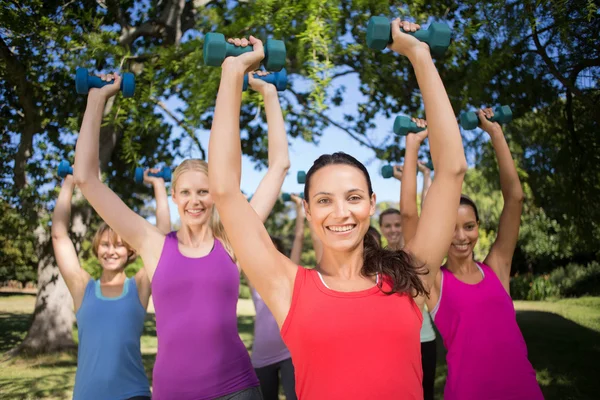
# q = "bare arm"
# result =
<box><xmin>248</xmin><ymin>71</ymin><xmax>291</xmax><ymax>223</ymax></box>
<box><xmin>144</xmin><ymin>169</ymin><xmax>172</xmax><ymax>234</ymax></box>
<box><xmin>51</xmin><ymin>175</ymin><xmax>90</xmax><ymax>310</ymax></box>
<box><xmin>73</xmin><ymin>76</ymin><xmax>165</xmax><ymax>281</ymax></box>
<box><xmin>208</xmin><ymin>37</ymin><xmax>297</xmax><ymax>327</ymax></box>
<box><xmin>480</xmin><ymin>110</ymin><xmax>524</xmax><ymax>290</ymax></box>
<box><xmin>418</xmin><ymin>162</ymin><xmax>432</xmax><ymax>208</ymax></box>
<box><xmin>289</xmin><ymin>195</ymin><xmax>306</xmax><ymax>265</ymax></box>
<box><xmin>390</xmin><ymin>20</ymin><xmax>467</xmax><ymax>291</ymax></box>
<box><xmin>401</xmin><ymin>123</ymin><xmax>428</xmax><ymax>244</ymax></box>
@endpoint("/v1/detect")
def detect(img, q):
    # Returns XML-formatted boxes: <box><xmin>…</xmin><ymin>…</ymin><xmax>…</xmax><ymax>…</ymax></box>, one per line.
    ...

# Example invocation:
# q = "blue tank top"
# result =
<box><xmin>73</xmin><ymin>277</ymin><xmax>151</xmax><ymax>400</ymax></box>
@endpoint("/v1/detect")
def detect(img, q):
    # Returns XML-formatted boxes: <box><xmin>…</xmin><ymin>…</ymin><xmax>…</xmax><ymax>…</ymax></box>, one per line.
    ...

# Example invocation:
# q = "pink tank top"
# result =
<box><xmin>432</xmin><ymin>262</ymin><xmax>544</xmax><ymax>400</ymax></box>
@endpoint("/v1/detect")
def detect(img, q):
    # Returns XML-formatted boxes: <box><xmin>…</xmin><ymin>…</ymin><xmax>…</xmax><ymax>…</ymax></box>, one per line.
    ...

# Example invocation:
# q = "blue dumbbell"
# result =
<box><xmin>381</xmin><ymin>165</ymin><xmax>394</xmax><ymax>179</ymax></box>
<box><xmin>459</xmin><ymin>105</ymin><xmax>513</xmax><ymax>130</ymax></box>
<box><xmin>282</xmin><ymin>192</ymin><xmax>304</xmax><ymax>202</ymax></box>
<box><xmin>393</xmin><ymin>116</ymin><xmax>427</xmax><ymax>136</ymax></box>
<box><xmin>297</xmin><ymin>171</ymin><xmax>306</xmax><ymax>184</ymax></box>
<box><xmin>134</xmin><ymin>167</ymin><xmax>172</xmax><ymax>184</ymax></box>
<box><xmin>203</xmin><ymin>33</ymin><xmax>286</xmax><ymax>71</ymax></box>
<box><xmin>243</xmin><ymin>69</ymin><xmax>288</xmax><ymax>91</ymax></box>
<box><xmin>366</xmin><ymin>16</ymin><xmax>452</xmax><ymax>56</ymax></box>
<box><xmin>75</xmin><ymin>68</ymin><xmax>135</xmax><ymax>98</ymax></box>
<box><xmin>57</xmin><ymin>160</ymin><xmax>73</xmax><ymax>178</ymax></box>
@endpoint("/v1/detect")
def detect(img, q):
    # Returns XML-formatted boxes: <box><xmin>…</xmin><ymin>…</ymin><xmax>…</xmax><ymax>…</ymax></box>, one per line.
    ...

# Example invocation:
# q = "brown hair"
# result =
<box><xmin>172</xmin><ymin>159</ymin><xmax>235</xmax><ymax>260</ymax></box>
<box><xmin>303</xmin><ymin>152</ymin><xmax>428</xmax><ymax>297</ymax></box>
<box><xmin>92</xmin><ymin>223</ymin><xmax>137</xmax><ymax>266</ymax></box>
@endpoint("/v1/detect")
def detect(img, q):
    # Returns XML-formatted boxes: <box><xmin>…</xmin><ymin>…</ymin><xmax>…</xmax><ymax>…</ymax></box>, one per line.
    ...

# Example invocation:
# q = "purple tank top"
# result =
<box><xmin>432</xmin><ymin>262</ymin><xmax>543</xmax><ymax>400</ymax></box>
<box><xmin>250</xmin><ymin>287</ymin><xmax>291</xmax><ymax>368</ymax></box>
<box><xmin>151</xmin><ymin>232</ymin><xmax>259</xmax><ymax>400</ymax></box>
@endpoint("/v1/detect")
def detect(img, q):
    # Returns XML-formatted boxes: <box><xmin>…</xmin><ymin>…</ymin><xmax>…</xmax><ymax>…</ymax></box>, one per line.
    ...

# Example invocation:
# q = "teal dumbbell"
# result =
<box><xmin>57</xmin><ymin>160</ymin><xmax>73</xmax><ymax>178</ymax></box>
<box><xmin>366</xmin><ymin>16</ymin><xmax>452</xmax><ymax>56</ymax></box>
<box><xmin>243</xmin><ymin>69</ymin><xmax>288</xmax><ymax>91</ymax></box>
<box><xmin>459</xmin><ymin>105</ymin><xmax>513</xmax><ymax>130</ymax></box>
<box><xmin>393</xmin><ymin>116</ymin><xmax>427</xmax><ymax>136</ymax></box>
<box><xmin>203</xmin><ymin>33</ymin><xmax>286</xmax><ymax>72</ymax></box>
<box><xmin>282</xmin><ymin>192</ymin><xmax>304</xmax><ymax>202</ymax></box>
<box><xmin>75</xmin><ymin>68</ymin><xmax>135</xmax><ymax>98</ymax></box>
<box><xmin>381</xmin><ymin>165</ymin><xmax>395</xmax><ymax>179</ymax></box>
<box><xmin>134</xmin><ymin>167</ymin><xmax>172</xmax><ymax>184</ymax></box>
<box><xmin>297</xmin><ymin>171</ymin><xmax>306</xmax><ymax>184</ymax></box>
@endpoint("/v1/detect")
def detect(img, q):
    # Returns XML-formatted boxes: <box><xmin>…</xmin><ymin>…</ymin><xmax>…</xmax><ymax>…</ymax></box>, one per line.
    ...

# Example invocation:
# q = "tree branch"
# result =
<box><xmin>287</xmin><ymin>88</ymin><xmax>382</xmax><ymax>153</ymax></box>
<box><xmin>0</xmin><ymin>36</ymin><xmax>41</xmax><ymax>189</ymax></box>
<box><xmin>152</xmin><ymin>98</ymin><xmax>206</xmax><ymax>159</ymax></box>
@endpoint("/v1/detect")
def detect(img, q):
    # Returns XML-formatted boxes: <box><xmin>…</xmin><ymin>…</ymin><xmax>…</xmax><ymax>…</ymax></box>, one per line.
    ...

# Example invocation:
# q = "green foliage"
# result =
<box><xmin>510</xmin><ymin>262</ymin><xmax>600</xmax><ymax>300</ymax></box>
<box><xmin>0</xmin><ymin>200</ymin><xmax>38</xmax><ymax>283</ymax></box>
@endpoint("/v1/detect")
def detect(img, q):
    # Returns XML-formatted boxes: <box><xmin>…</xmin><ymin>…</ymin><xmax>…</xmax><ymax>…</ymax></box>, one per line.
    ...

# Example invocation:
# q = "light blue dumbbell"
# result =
<box><xmin>134</xmin><ymin>167</ymin><xmax>172</xmax><ymax>184</ymax></box>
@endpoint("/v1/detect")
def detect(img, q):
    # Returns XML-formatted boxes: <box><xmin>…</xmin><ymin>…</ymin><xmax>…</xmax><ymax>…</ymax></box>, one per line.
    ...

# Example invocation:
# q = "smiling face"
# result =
<box><xmin>448</xmin><ymin>204</ymin><xmax>480</xmax><ymax>260</ymax></box>
<box><xmin>305</xmin><ymin>163</ymin><xmax>376</xmax><ymax>253</ymax></box>
<box><xmin>92</xmin><ymin>224</ymin><xmax>134</xmax><ymax>272</ymax></box>
<box><xmin>380</xmin><ymin>212</ymin><xmax>403</xmax><ymax>248</ymax></box>
<box><xmin>172</xmin><ymin>169</ymin><xmax>213</xmax><ymax>228</ymax></box>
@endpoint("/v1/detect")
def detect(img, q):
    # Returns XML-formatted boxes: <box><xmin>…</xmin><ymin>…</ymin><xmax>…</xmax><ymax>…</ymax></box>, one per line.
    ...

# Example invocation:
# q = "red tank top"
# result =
<box><xmin>281</xmin><ymin>267</ymin><xmax>423</xmax><ymax>400</ymax></box>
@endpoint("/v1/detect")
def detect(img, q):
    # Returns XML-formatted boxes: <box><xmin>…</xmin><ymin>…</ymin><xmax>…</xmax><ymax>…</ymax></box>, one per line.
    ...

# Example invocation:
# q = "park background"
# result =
<box><xmin>0</xmin><ymin>0</ymin><xmax>599</xmax><ymax>399</ymax></box>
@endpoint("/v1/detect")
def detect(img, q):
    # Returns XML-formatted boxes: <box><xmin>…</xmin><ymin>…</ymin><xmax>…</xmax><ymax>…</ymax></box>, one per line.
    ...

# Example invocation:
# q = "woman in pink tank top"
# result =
<box><xmin>73</xmin><ymin>68</ymin><xmax>290</xmax><ymax>399</ymax></box>
<box><xmin>403</xmin><ymin>108</ymin><xmax>544</xmax><ymax>399</ymax></box>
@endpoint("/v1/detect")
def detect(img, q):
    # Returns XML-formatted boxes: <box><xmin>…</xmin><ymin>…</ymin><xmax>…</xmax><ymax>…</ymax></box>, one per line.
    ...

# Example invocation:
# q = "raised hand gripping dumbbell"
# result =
<box><xmin>243</xmin><ymin>69</ymin><xmax>288</xmax><ymax>92</ymax></box>
<box><xmin>75</xmin><ymin>68</ymin><xmax>135</xmax><ymax>98</ymax></box>
<box><xmin>366</xmin><ymin>16</ymin><xmax>452</xmax><ymax>56</ymax></box>
<box><xmin>459</xmin><ymin>105</ymin><xmax>513</xmax><ymax>130</ymax></box>
<box><xmin>134</xmin><ymin>167</ymin><xmax>172</xmax><ymax>184</ymax></box>
<box><xmin>393</xmin><ymin>116</ymin><xmax>427</xmax><ymax>136</ymax></box>
<box><xmin>281</xmin><ymin>192</ymin><xmax>304</xmax><ymax>202</ymax></box>
<box><xmin>57</xmin><ymin>160</ymin><xmax>73</xmax><ymax>178</ymax></box>
<box><xmin>203</xmin><ymin>33</ymin><xmax>286</xmax><ymax>72</ymax></box>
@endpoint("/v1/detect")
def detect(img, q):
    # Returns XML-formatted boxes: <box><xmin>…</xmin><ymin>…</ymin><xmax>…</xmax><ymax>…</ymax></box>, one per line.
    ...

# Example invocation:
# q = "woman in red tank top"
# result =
<box><xmin>208</xmin><ymin>19</ymin><xmax>467</xmax><ymax>399</ymax></box>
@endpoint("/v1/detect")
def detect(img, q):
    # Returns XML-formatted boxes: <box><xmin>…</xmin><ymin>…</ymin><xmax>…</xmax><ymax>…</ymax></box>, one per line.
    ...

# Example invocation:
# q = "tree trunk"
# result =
<box><xmin>14</xmin><ymin>226</ymin><xmax>76</xmax><ymax>355</ymax></box>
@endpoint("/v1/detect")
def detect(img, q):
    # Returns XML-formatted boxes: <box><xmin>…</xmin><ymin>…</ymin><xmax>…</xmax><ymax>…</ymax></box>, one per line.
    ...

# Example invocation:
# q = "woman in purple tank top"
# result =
<box><xmin>73</xmin><ymin>68</ymin><xmax>290</xmax><ymax>399</ymax></box>
<box><xmin>402</xmin><ymin>108</ymin><xmax>544</xmax><ymax>399</ymax></box>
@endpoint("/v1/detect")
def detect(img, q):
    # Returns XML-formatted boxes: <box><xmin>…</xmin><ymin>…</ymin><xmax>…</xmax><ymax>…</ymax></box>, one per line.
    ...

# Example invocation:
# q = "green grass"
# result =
<box><xmin>1</xmin><ymin>295</ymin><xmax>599</xmax><ymax>399</ymax></box>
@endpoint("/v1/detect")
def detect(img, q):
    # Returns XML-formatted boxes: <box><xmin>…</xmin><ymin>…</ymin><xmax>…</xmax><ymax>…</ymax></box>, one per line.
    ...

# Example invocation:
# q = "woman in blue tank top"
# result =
<box><xmin>52</xmin><ymin>169</ymin><xmax>170</xmax><ymax>400</ymax></box>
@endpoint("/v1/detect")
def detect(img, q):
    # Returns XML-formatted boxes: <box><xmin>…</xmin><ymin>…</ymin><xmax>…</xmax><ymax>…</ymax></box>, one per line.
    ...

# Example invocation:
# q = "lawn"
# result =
<box><xmin>1</xmin><ymin>294</ymin><xmax>599</xmax><ymax>400</ymax></box>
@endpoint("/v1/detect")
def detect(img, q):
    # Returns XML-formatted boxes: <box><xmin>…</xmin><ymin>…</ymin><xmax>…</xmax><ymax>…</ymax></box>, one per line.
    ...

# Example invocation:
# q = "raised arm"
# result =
<box><xmin>51</xmin><ymin>174</ymin><xmax>90</xmax><ymax>310</ymax></box>
<box><xmin>248</xmin><ymin>71</ymin><xmax>291</xmax><ymax>223</ymax></box>
<box><xmin>417</xmin><ymin>161</ymin><xmax>432</xmax><ymax>209</ymax></box>
<box><xmin>208</xmin><ymin>37</ymin><xmax>297</xmax><ymax>327</ymax></box>
<box><xmin>391</xmin><ymin>20</ymin><xmax>467</xmax><ymax>291</ymax></box>
<box><xmin>73</xmin><ymin>74</ymin><xmax>165</xmax><ymax>281</ymax></box>
<box><xmin>289</xmin><ymin>194</ymin><xmax>306</xmax><ymax>265</ymax></box>
<box><xmin>144</xmin><ymin>168</ymin><xmax>172</xmax><ymax>234</ymax></box>
<box><xmin>480</xmin><ymin>109</ymin><xmax>524</xmax><ymax>290</ymax></box>
<box><xmin>400</xmin><ymin>121</ymin><xmax>428</xmax><ymax>244</ymax></box>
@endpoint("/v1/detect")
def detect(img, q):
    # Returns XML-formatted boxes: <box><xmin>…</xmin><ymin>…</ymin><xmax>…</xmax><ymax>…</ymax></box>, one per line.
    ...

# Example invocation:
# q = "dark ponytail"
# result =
<box><xmin>304</xmin><ymin>152</ymin><xmax>428</xmax><ymax>298</ymax></box>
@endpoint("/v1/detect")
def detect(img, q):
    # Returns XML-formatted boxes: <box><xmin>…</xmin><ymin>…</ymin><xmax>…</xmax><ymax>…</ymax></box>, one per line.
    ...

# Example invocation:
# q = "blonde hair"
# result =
<box><xmin>92</xmin><ymin>223</ymin><xmax>137</xmax><ymax>266</ymax></box>
<box><xmin>172</xmin><ymin>159</ymin><xmax>236</xmax><ymax>260</ymax></box>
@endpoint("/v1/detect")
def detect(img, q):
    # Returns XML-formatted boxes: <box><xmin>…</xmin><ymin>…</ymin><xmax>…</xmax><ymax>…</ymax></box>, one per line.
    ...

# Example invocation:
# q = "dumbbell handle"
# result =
<box><xmin>243</xmin><ymin>69</ymin><xmax>287</xmax><ymax>91</ymax></box>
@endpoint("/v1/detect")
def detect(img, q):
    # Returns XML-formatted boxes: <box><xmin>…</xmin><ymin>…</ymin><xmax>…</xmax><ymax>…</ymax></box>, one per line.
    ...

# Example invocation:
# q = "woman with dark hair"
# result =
<box><xmin>402</xmin><ymin>109</ymin><xmax>543</xmax><ymax>400</ymax></box>
<box><xmin>208</xmin><ymin>18</ymin><xmax>466</xmax><ymax>398</ymax></box>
